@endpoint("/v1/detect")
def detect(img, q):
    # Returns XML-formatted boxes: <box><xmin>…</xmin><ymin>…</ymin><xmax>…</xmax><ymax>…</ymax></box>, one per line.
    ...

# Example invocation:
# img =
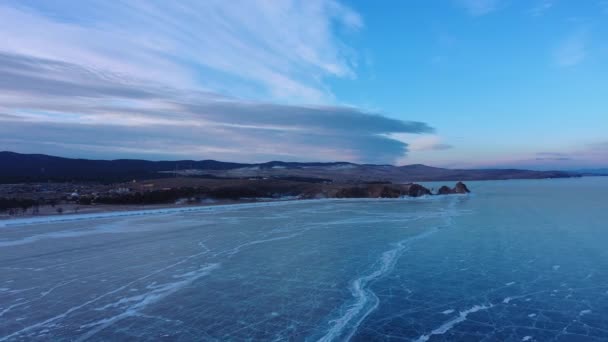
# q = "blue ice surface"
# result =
<box><xmin>1</xmin><ymin>177</ymin><xmax>608</xmax><ymax>341</ymax></box>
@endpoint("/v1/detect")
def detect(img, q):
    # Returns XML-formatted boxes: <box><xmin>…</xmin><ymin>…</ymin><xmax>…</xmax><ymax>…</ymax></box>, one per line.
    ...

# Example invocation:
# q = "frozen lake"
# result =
<box><xmin>2</xmin><ymin>178</ymin><xmax>608</xmax><ymax>341</ymax></box>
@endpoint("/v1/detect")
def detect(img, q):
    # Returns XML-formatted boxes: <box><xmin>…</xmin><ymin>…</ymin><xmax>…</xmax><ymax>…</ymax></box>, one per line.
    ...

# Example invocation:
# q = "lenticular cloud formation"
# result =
<box><xmin>0</xmin><ymin>1</ymin><xmax>433</xmax><ymax>163</ymax></box>
<box><xmin>0</xmin><ymin>49</ymin><xmax>433</xmax><ymax>163</ymax></box>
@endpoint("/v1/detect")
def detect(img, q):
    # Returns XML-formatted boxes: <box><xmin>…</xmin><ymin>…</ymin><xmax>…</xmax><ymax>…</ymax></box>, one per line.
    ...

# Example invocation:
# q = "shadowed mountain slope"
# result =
<box><xmin>0</xmin><ymin>151</ymin><xmax>577</xmax><ymax>183</ymax></box>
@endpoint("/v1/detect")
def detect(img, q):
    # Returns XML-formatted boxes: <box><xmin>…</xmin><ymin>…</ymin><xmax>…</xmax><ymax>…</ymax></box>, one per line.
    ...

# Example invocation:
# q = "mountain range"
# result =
<box><xmin>0</xmin><ymin>151</ymin><xmax>580</xmax><ymax>183</ymax></box>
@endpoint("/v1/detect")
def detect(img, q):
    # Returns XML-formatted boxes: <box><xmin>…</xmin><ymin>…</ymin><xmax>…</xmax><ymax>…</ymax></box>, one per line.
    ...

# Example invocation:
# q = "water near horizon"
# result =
<box><xmin>1</xmin><ymin>177</ymin><xmax>608</xmax><ymax>341</ymax></box>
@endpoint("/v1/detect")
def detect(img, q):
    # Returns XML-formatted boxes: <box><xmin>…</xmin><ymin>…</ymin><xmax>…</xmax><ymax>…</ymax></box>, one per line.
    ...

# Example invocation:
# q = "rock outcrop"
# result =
<box><xmin>216</xmin><ymin>180</ymin><xmax>469</xmax><ymax>199</ymax></box>
<box><xmin>407</xmin><ymin>184</ymin><xmax>432</xmax><ymax>197</ymax></box>
<box><xmin>436</xmin><ymin>181</ymin><xmax>471</xmax><ymax>195</ymax></box>
<box><xmin>453</xmin><ymin>181</ymin><xmax>470</xmax><ymax>194</ymax></box>
<box><xmin>437</xmin><ymin>185</ymin><xmax>453</xmax><ymax>195</ymax></box>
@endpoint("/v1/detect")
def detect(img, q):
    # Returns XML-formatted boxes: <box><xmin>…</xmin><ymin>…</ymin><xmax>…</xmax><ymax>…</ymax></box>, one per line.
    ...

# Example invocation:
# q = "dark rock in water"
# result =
<box><xmin>453</xmin><ymin>181</ymin><xmax>470</xmax><ymax>194</ymax></box>
<box><xmin>408</xmin><ymin>184</ymin><xmax>432</xmax><ymax>197</ymax></box>
<box><xmin>436</xmin><ymin>182</ymin><xmax>471</xmax><ymax>195</ymax></box>
<box><xmin>437</xmin><ymin>185</ymin><xmax>453</xmax><ymax>195</ymax></box>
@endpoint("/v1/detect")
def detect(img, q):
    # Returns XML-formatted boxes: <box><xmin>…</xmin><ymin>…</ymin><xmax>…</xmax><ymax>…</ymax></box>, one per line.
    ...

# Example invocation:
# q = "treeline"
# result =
<box><xmin>95</xmin><ymin>185</ymin><xmax>303</xmax><ymax>204</ymax></box>
<box><xmin>0</xmin><ymin>181</ymin><xmax>315</xmax><ymax>215</ymax></box>
<box><xmin>95</xmin><ymin>187</ymin><xmax>209</xmax><ymax>205</ymax></box>
<box><xmin>0</xmin><ymin>198</ymin><xmax>46</xmax><ymax>215</ymax></box>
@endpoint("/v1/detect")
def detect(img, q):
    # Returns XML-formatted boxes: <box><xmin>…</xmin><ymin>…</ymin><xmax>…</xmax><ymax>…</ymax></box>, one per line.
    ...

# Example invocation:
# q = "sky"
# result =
<box><xmin>0</xmin><ymin>0</ymin><xmax>606</xmax><ymax>169</ymax></box>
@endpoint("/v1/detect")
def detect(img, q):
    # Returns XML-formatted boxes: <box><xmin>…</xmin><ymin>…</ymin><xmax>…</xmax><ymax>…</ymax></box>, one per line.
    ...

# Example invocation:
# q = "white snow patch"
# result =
<box><xmin>237</xmin><ymin>166</ymin><xmax>260</xmax><ymax>171</ymax></box>
<box><xmin>329</xmin><ymin>164</ymin><xmax>356</xmax><ymax>170</ymax></box>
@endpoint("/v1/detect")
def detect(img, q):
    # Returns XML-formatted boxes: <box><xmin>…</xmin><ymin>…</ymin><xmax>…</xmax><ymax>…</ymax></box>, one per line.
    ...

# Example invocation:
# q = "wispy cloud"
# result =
<box><xmin>535</xmin><ymin>152</ymin><xmax>571</xmax><ymax>161</ymax></box>
<box><xmin>536</xmin><ymin>152</ymin><xmax>569</xmax><ymax>157</ymax></box>
<box><xmin>600</xmin><ymin>1</ymin><xmax>608</xmax><ymax>14</ymax></box>
<box><xmin>587</xmin><ymin>142</ymin><xmax>608</xmax><ymax>154</ymax></box>
<box><xmin>592</xmin><ymin>142</ymin><xmax>608</xmax><ymax>148</ymax></box>
<box><xmin>393</xmin><ymin>135</ymin><xmax>453</xmax><ymax>152</ymax></box>
<box><xmin>524</xmin><ymin>147</ymin><xmax>607</xmax><ymax>165</ymax></box>
<box><xmin>0</xmin><ymin>0</ymin><xmax>361</xmax><ymax>104</ymax></box>
<box><xmin>0</xmin><ymin>52</ymin><xmax>433</xmax><ymax>163</ymax></box>
<box><xmin>0</xmin><ymin>1</ymin><xmax>440</xmax><ymax>163</ymax></box>
<box><xmin>457</xmin><ymin>0</ymin><xmax>503</xmax><ymax>16</ymax></box>
<box><xmin>554</xmin><ymin>30</ymin><xmax>588</xmax><ymax>67</ymax></box>
<box><xmin>528</xmin><ymin>0</ymin><xmax>554</xmax><ymax>17</ymax></box>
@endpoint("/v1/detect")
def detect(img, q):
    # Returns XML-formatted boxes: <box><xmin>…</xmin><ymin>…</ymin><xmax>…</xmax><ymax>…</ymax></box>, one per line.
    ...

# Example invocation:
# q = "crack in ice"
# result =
<box><xmin>317</xmin><ymin>228</ymin><xmax>443</xmax><ymax>342</ymax></box>
<box><xmin>0</xmin><ymin>251</ymin><xmax>213</xmax><ymax>341</ymax></box>
<box><xmin>414</xmin><ymin>304</ymin><xmax>494</xmax><ymax>342</ymax></box>
<box><xmin>316</xmin><ymin>200</ymin><xmax>466</xmax><ymax>342</ymax></box>
<box><xmin>76</xmin><ymin>263</ymin><xmax>219</xmax><ymax>341</ymax></box>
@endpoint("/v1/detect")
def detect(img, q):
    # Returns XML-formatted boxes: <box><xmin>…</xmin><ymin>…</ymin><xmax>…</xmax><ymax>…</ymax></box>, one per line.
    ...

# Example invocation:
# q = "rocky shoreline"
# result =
<box><xmin>302</xmin><ymin>181</ymin><xmax>470</xmax><ymax>199</ymax></box>
<box><xmin>0</xmin><ymin>179</ymin><xmax>469</xmax><ymax>219</ymax></box>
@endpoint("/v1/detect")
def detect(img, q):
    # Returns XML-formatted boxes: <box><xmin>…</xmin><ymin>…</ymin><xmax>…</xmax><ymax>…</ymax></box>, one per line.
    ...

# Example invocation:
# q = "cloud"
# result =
<box><xmin>536</xmin><ymin>152</ymin><xmax>569</xmax><ymax>157</ymax></box>
<box><xmin>398</xmin><ymin>135</ymin><xmax>453</xmax><ymax>152</ymax></box>
<box><xmin>535</xmin><ymin>157</ymin><xmax>572</xmax><ymax>161</ymax></box>
<box><xmin>0</xmin><ymin>1</ymin><xmax>440</xmax><ymax>163</ymax></box>
<box><xmin>0</xmin><ymin>121</ymin><xmax>417</xmax><ymax>164</ymax></box>
<box><xmin>0</xmin><ymin>0</ymin><xmax>361</xmax><ymax>104</ymax></box>
<box><xmin>554</xmin><ymin>30</ymin><xmax>588</xmax><ymax>67</ymax></box>
<box><xmin>457</xmin><ymin>0</ymin><xmax>503</xmax><ymax>16</ymax></box>
<box><xmin>531</xmin><ymin>146</ymin><xmax>607</xmax><ymax>164</ymax></box>
<box><xmin>600</xmin><ymin>1</ymin><xmax>608</xmax><ymax>14</ymax></box>
<box><xmin>0</xmin><ymin>52</ymin><xmax>433</xmax><ymax>163</ymax></box>
<box><xmin>589</xmin><ymin>142</ymin><xmax>608</xmax><ymax>150</ymax></box>
<box><xmin>0</xmin><ymin>53</ymin><xmax>160</xmax><ymax>100</ymax></box>
<box><xmin>528</xmin><ymin>0</ymin><xmax>554</xmax><ymax>17</ymax></box>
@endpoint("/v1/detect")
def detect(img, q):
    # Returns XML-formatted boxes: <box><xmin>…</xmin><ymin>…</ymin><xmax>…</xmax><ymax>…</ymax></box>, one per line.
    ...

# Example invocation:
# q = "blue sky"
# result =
<box><xmin>0</xmin><ymin>0</ymin><xmax>606</xmax><ymax>169</ymax></box>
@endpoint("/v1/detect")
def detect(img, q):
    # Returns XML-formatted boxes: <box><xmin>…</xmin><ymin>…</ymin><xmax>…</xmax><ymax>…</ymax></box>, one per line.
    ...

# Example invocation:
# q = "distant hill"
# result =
<box><xmin>573</xmin><ymin>169</ymin><xmax>608</xmax><ymax>176</ymax></box>
<box><xmin>0</xmin><ymin>151</ymin><xmax>248</xmax><ymax>183</ymax></box>
<box><xmin>0</xmin><ymin>151</ymin><xmax>578</xmax><ymax>183</ymax></box>
<box><xmin>211</xmin><ymin>162</ymin><xmax>578</xmax><ymax>183</ymax></box>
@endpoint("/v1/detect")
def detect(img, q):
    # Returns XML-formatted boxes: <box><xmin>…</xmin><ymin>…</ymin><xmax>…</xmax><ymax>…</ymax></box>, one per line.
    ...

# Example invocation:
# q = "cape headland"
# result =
<box><xmin>0</xmin><ymin>151</ymin><xmax>580</xmax><ymax>219</ymax></box>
